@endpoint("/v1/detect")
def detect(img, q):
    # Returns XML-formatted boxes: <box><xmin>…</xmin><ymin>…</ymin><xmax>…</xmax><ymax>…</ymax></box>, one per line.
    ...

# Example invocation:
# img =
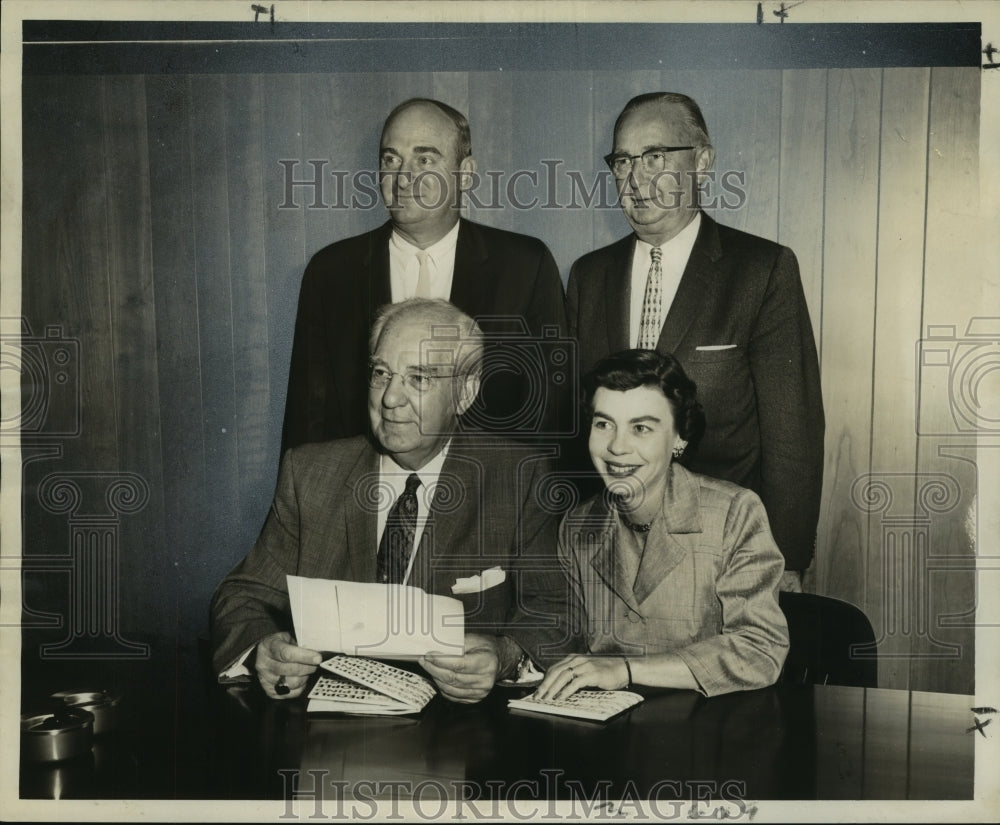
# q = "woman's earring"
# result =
<box><xmin>672</xmin><ymin>439</ymin><xmax>687</xmax><ymax>459</ymax></box>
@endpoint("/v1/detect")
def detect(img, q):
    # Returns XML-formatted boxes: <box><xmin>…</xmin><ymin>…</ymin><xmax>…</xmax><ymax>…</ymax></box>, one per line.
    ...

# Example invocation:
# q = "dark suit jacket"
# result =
<box><xmin>566</xmin><ymin>214</ymin><xmax>824</xmax><ymax>570</ymax></box>
<box><xmin>559</xmin><ymin>462</ymin><xmax>788</xmax><ymax>697</ymax></box>
<box><xmin>210</xmin><ymin>436</ymin><xmax>578</xmax><ymax>674</ymax></box>
<box><xmin>281</xmin><ymin>218</ymin><xmax>570</xmax><ymax>451</ymax></box>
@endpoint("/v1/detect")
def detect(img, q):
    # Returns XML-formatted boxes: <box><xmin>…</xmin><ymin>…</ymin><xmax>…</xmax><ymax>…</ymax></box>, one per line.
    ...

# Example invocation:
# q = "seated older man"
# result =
<box><xmin>211</xmin><ymin>298</ymin><xmax>576</xmax><ymax>703</ymax></box>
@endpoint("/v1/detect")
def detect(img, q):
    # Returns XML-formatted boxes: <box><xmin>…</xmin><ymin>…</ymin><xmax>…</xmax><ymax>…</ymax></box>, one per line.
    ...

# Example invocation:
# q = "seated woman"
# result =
<box><xmin>536</xmin><ymin>350</ymin><xmax>788</xmax><ymax>701</ymax></box>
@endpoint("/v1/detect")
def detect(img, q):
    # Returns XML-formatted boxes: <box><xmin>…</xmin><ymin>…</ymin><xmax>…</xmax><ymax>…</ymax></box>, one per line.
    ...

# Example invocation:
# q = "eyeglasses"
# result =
<box><xmin>368</xmin><ymin>363</ymin><xmax>463</xmax><ymax>393</ymax></box>
<box><xmin>604</xmin><ymin>146</ymin><xmax>695</xmax><ymax>179</ymax></box>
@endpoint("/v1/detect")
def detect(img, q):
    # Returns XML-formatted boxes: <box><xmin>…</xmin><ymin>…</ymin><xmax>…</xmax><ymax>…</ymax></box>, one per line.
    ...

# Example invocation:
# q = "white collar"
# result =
<box><xmin>389</xmin><ymin>220</ymin><xmax>461</xmax><ymax>260</ymax></box>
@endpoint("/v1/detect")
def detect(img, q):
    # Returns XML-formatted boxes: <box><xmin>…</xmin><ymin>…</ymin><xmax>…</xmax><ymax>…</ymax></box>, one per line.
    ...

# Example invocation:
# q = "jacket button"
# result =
<box><xmin>626</xmin><ymin>612</ymin><xmax>641</xmax><ymax>624</ymax></box>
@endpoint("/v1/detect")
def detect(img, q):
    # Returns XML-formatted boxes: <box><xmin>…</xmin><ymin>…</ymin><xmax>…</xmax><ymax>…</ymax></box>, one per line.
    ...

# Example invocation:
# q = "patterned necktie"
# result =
<box><xmin>414</xmin><ymin>250</ymin><xmax>432</xmax><ymax>298</ymax></box>
<box><xmin>638</xmin><ymin>246</ymin><xmax>663</xmax><ymax>350</ymax></box>
<box><xmin>376</xmin><ymin>473</ymin><xmax>422</xmax><ymax>584</ymax></box>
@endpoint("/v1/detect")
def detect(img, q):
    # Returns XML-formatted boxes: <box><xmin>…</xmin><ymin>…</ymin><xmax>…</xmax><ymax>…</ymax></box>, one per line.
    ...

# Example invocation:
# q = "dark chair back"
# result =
<box><xmin>778</xmin><ymin>592</ymin><xmax>878</xmax><ymax>688</ymax></box>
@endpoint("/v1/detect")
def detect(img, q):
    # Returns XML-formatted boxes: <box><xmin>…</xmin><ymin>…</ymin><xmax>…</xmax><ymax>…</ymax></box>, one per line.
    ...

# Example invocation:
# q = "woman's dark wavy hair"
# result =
<box><xmin>583</xmin><ymin>349</ymin><xmax>706</xmax><ymax>451</ymax></box>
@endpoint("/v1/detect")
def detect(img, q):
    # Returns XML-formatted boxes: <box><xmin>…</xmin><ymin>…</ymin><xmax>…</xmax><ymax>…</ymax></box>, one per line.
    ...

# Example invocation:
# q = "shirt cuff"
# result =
<box><xmin>218</xmin><ymin>644</ymin><xmax>256</xmax><ymax>684</ymax></box>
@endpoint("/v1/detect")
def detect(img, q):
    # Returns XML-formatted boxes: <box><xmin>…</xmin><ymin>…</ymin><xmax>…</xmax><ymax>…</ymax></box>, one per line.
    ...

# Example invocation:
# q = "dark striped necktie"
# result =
<box><xmin>376</xmin><ymin>473</ymin><xmax>422</xmax><ymax>584</ymax></box>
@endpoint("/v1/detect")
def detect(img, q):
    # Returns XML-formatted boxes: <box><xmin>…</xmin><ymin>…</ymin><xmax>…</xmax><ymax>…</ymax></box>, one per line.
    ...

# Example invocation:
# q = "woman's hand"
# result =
<box><xmin>534</xmin><ymin>654</ymin><xmax>629</xmax><ymax>703</ymax></box>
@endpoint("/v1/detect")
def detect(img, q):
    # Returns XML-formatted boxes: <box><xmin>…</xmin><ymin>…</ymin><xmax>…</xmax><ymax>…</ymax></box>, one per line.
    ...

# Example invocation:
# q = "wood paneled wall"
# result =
<box><xmin>20</xmin><ymin>66</ymin><xmax>981</xmax><ymax>693</ymax></box>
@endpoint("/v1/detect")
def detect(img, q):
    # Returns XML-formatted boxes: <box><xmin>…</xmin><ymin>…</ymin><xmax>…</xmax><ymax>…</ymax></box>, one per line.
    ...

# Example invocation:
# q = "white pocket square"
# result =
<box><xmin>451</xmin><ymin>566</ymin><xmax>506</xmax><ymax>595</ymax></box>
<box><xmin>695</xmin><ymin>344</ymin><xmax>737</xmax><ymax>351</ymax></box>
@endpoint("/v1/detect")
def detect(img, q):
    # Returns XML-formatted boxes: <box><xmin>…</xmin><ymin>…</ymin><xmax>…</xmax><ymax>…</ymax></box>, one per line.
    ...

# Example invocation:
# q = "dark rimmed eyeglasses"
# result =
<box><xmin>604</xmin><ymin>146</ymin><xmax>695</xmax><ymax>179</ymax></box>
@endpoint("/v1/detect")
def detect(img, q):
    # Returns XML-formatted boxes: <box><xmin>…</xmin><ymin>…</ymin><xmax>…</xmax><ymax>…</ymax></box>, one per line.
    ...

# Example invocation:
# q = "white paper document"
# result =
<box><xmin>287</xmin><ymin>576</ymin><xmax>465</xmax><ymax>658</ymax></box>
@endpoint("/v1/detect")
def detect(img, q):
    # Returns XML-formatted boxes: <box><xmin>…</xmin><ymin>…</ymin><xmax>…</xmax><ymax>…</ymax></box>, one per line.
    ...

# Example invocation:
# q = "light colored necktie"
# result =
<box><xmin>638</xmin><ymin>246</ymin><xmax>663</xmax><ymax>349</ymax></box>
<box><xmin>414</xmin><ymin>250</ymin><xmax>432</xmax><ymax>298</ymax></box>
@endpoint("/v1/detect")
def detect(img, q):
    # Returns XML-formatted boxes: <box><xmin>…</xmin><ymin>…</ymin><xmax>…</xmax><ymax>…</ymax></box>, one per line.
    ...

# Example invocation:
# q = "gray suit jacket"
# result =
<box><xmin>558</xmin><ymin>463</ymin><xmax>788</xmax><ymax>697</ymax></box>
<box><xmin>566</xmin><ymin>214</ymin><xmax>824</xmax><ymax>570</ymax></box>
<box><xmin>210</xmin><ymin>436</ymin><xmax>578</xmax><ymax>674</ymax></box>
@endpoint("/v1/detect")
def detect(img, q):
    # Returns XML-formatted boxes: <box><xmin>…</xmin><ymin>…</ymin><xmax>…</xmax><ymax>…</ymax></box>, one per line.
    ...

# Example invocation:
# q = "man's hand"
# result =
<box><xmin>420</xmin><ymin>633</ymin><xmax>519</xmax><ymax>704</ymax></box>
<box><xmin>779</xmin><ymin>570</ymin><xmax>803</xmax><ymax>593</ymax></box>
<box><xmin>255</xmin><ymin>631</ymin><xmax>323</xmax><ymax>700</ymax></box>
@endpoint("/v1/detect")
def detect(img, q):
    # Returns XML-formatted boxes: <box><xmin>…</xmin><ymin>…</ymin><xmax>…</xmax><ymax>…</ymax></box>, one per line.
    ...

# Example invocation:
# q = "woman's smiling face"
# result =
<box><xmin>588</xmin><ymin>385</ymin><xmax>680</xmax><ymax>516</ymax></box>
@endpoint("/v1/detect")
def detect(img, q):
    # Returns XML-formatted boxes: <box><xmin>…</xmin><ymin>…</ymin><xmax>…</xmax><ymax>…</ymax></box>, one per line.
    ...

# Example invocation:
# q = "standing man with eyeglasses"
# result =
<box><xmin>212</xmin><ymin>299</ymin><xmax>577</xmax><ymax>702</ymax></box>
<box><xmin>281</xmin><ymin>97</ymin><xmax>569</xmax><ymax>453</ymax></box>
<box><xmin>566</xmin><ymin>93</ymin><xmax>824</xmax><ymax>590</ymax></box>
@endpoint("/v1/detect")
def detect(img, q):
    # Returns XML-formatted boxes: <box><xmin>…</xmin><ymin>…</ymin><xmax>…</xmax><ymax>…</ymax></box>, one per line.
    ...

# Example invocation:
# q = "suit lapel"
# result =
<box><xmin>448</xmin><ymin>219</ymin><xmax>495</xmax><ymax>319</ymax></box>
<box><xmin>632</xmin><ymin>463</ymin><xmax>703</xmax><ymax>604</ymax></box>
<box><xmin>407</xmin><ymin>447</ymin><xmax>476</xmax><ymax>593</ymax></box>
<box><xmin>343</xmin><ymin>442</ymin><xmax>382</xmax><ymax>583</ymax></box>
<box><xmin>585</xmin><ymin>496</ymin><xmax>643</xmax><ymax>615</ymax></box>
<box><xmin>605</xmin><ymin>236</ymin><xmax>634</xmax><ymax>353</ymax></box>
<box><xmin>631</xmin><ymin>525</ymin><xmax>689</xmax><ymax>605</ymax></box>
<box><xmin>657</xmin><ymin>212</ymin><xmax>723</xmax><ymax>354</ymax></box>
<box><xmin>365</xmin><ymin>221</ymin><xmax>393</xmax><ymax>315</ymax></box>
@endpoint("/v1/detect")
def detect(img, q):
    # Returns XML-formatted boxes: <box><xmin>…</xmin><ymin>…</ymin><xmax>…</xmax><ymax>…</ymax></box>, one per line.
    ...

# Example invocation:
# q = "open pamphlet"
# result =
<box><xmin>288</xmin><ymin>575</ymin><xmax>465</xmax><ymax>658</ymax></box>
<box><xmin>508</xmin><ymin>689</ymin><xmax>644</xmax><ymax>722</ymax></box>
<box><xmin>308</xmin><ymin>655</ymin><xmax>437</xmax><ymax>715</ymax></box>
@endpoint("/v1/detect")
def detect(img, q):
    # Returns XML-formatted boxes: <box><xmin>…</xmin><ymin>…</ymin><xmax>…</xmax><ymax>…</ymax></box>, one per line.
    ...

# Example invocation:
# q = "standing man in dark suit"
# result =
<box><xmin>213</xmin><ymin>299</ymin><xmax>575</xmax><ymax>702</ymax></box>
<box><xmin>566</xmin><ymin>93</ymin><xmax>824</xmax><ymax>590</ymax></box>
<box><xmin>282</xmin><ymin>97</ymin><xmax>569</xmax><ymax>451</ymax></box>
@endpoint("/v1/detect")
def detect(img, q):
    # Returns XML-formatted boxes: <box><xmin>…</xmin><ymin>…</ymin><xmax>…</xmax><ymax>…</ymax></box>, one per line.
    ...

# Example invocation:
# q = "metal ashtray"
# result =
<box><xmin>21</xmin><ymin>707</ymin><xmax>95</xmax><ymax>762</ymax></box>
<box><xmin>50</xmin><ymin>689</ymin><xmax>122</xmax><ymax>735</ymax></box>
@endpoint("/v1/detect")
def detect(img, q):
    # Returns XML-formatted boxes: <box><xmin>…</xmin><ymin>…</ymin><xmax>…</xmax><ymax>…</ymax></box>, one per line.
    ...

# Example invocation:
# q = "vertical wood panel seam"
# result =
<box><xmin>297</xmin><ymin>74</ymin><xmax>308</xmax><ymax>278</ymax></box>
<box><xmin>911</xmin><ymin>68</ymin><xmax>935</xmax><ymax>692</ymax></box>
<box><xmin>866</xmin><ymin>68</ymin><xmax>885</xmax><ymax>628</ymax></box>
<box><xmin>218</xmin><ymin>81</ymin><xmax>241</xmax><ymax>531</ymax></box>
<box><xmin>185</xmin><ymin>75</ymin><xmax>208</xmax><ymax>489</ymax></box>
<box><xmin>141</xmin><ymin>76</ymin><xmax>166</xmax><ymax>483</ymax></box>
<box><xmin>915</xmin><ymin>69</ymin><xmax>933</xmax><ymax>469</ymax></box>
<box><xmin>255</xmin><ymin>74</ymin><xmax>271</xmax><ymax>421</ymax></box>
<box><xmin>98</xmin><ymin>76</ymin><xmax>121</xmax><ymax>464</ymax></box>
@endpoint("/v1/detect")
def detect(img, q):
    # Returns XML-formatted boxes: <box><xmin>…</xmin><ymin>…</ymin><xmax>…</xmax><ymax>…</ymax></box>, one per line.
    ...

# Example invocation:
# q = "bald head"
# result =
<box><xmin>382</xmin><ymin>98</ymin><xmax>472</xmax><ymax>165</ymax></box>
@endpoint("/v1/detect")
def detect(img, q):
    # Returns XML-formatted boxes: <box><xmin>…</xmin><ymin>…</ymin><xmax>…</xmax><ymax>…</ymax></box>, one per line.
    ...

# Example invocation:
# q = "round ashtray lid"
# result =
<box><xmin>50</xmin><ymin>689</ymin><xmax>122</xmax><ymax>711</ymax></box>
<box><xmin>22</xmin><ymin>707</ymin><xmax>95</xmax><ymax>734</ymax></box>
<box><xmin>50</xmin><ymin>689</ymin><xmax>122</xmax><ymax>734</ymax></box>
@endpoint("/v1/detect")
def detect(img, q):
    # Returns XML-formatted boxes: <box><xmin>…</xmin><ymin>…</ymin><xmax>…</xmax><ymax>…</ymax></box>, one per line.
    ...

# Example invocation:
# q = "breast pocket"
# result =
<box><xmin>681</xmin><ymin>346</ymin><xmax>756</xmax><ymax>447</ymax></box>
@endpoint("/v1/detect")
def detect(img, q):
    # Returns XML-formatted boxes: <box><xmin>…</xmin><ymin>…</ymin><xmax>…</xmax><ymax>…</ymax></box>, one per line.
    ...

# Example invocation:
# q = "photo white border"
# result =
<box><xmin>2</xmin><ymin>1</ymin><xmax>998</xmax><ymax>821</ymax></box>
